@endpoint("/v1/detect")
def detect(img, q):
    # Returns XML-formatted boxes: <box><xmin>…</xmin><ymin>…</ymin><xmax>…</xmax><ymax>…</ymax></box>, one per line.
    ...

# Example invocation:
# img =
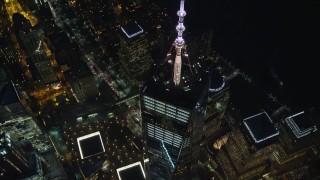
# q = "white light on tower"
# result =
<box><xmin>173</xmin><ymin>0</ymin><xmax>186</xmax><ymax>86</ymax></box>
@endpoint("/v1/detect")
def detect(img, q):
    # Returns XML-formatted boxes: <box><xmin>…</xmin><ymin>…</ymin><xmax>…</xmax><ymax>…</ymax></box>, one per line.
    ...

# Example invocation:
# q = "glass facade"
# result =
<box><xmin>142</xmin><ymin>94</ymin><xmax>193</xmax><ymax>172</ymax></box>
<box><xmin>143</xmin><ymin>96</ymin><xmax>190</xmax><ymax>123</ymax></box>
<box><xmin>146</xmin><ymin>122</ymin><xmax>190</xmax><ymax>149</ymax></box>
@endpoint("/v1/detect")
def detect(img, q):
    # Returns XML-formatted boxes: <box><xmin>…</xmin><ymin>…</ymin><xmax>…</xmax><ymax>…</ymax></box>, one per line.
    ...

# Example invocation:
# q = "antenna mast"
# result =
<box><xmin>173</xmin><ymin>0</ymin><xmax>186</xmax><ymax>86</ymax></box>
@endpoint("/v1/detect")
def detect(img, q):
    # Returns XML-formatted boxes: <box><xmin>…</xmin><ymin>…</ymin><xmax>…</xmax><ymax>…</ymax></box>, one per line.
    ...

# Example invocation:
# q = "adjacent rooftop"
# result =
<box><xmin>121</xmin><ymin>21</ymin><xmax>144</xmax><ymax>39</ymax></box>
<box><xmin>243</xmin><ymin>112</ymin><xmax>279</xmax><ymax>145</ymax></box>
<box><xmin>285</xmin><ymin>111</ymin><xmax>318</xmax><ymax>139</ymax></box>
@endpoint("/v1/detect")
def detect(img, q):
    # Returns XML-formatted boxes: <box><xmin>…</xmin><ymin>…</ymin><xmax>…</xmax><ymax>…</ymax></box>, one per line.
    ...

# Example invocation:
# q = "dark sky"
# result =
<box><xmin>159</xmin><ymin>0</ymin><xmax>320</xmax><ymax>111</ymax></box>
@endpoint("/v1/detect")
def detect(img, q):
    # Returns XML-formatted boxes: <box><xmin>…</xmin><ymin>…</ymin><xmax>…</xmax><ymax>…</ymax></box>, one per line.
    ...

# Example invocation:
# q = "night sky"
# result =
<box><xmin>159</xmin><ymin>0</ymin><xmax>320</xmax><ymax>112</ymax></box>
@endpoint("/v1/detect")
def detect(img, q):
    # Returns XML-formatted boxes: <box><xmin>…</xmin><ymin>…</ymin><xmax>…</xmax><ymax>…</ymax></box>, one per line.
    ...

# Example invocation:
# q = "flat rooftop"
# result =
<box><xmin>285</xmin><ymin>111</ymin><xmax>317</xmax><ymax>139</ymax></box>
<box><xmin>116</xmin><ymin>161</ymin><xmax>146</xmax><ymax>180</ymax></box>
<box><xmin>143</xmin><ymin>65</ymin><xmax>210</xmax><ymax>110</ymax></box>
<box><xmin>243</xmin><ymin>112</ymin><xmax>279</xmax><ymax>144</ymax></box>
<box><xmin>77</xmin><ymin>131</ymin><xmax>105</xmax><ymax>159</ymax></box>
<box><xmin>121</xmin><ymin>21</ymin><xmax>144</xmax><ymax>39</ymax></box>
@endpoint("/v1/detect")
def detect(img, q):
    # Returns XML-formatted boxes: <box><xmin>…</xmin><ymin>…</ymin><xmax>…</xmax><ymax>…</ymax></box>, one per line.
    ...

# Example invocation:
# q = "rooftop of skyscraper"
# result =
<box><xmin>243</xmin><ymin>111</ymin><xmax>279</xmax><ymax>146</ymax></box>
<box><xmin>121</xmin><ymin>21</ymin><xmax>144</xmax><ymax>39</ymax></box>
<box><xmin>285</xmin><ymin>111</ymin><xmax>318</xmax><ymax>139</ymax></box>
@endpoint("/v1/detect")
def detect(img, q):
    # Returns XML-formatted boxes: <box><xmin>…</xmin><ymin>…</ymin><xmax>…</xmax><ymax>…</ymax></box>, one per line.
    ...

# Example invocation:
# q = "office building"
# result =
<box><xmin>0</xmin><ymin>4</ymin><xmax>25</xmax><ymax>82</ymax></box>
<box><xmin>118</xmin><ymin>21</ymin><xmax>153</xmax><ymax>86</ymax></box>
<box><xmin>141</xmin><ymin>0</ymin><xmax>227</xmax><ymax>178</ymax></box>
<box><xmin>65</xmin><ymin>62</ymin><xmax>99</xmax><ymax>102</ymax></box>
<box><xmin>0</xmin><ymin>37</ymin><xmax>25</xmax><ymax>81</ymax></box>
<box><xmin>12</xmin><ymin>13</ymin><xmax>57</xmax><ymax>85</ymax></box>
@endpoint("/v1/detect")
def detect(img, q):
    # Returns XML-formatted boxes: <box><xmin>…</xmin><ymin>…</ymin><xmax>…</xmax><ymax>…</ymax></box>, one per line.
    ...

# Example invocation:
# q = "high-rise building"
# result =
<box><xmin>65</xmin><ymin>62</ymin><xmax>99</xmax><ymax>102</ymax></box>
<box><xmin>12</xmin><ymin>13</ymin><xmax>57</xmax><ymax>85</ymax></box>
<box><xmin>0</xmin><ymin>3</ymin><xmax>25</xmax><ymax>81</ymax></box>
<box><xmin>0</xmin><ymin>36</ymin><xmax>26</xmax><ymax>82</ymax></box>
<box><xmin>281</xmin><ymin>111</ymin><xmax>319</xmax><ymax>153</ymax></box>
<box><xmin>19</xmin><ymin>28</ymin><xmax>57</xmax><ymax>84</ymax></box>
<box><xmin>285</xmin><ymin>111</ymin><xmax>318</xmax><ymax>140</ymax></box>
<box><xmin>140</xmin><ymin>0</ymin><xmax>227</xmax><ymax>179</ymax></box>
<box><xmin>118</xmin><ymin>21</ymin><xmax>153</xmax><ymax>86</ymax></box>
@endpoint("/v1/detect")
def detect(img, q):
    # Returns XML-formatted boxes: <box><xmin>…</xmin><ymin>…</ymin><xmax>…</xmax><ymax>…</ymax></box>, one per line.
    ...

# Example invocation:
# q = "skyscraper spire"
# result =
<box><xmin>173</xmin><ymin>0</ymin><xmax>186</xmax><ymax>86</ymax></box>
<box><xmin>175</xmin><ymin>0</ymin><xmax>186</xmax><ymax>46</ymax></box>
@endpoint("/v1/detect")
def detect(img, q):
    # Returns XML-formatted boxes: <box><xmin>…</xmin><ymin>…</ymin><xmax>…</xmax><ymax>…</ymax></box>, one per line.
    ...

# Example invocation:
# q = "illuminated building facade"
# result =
<box><xmin>0</xmin><ymin>37</ymin><xmax>25</xmax><ymax>81</ymax></box>
<box><xmin>0</xmin><ymin>38</ymin><xmax>18</xmax><ymax>68</ymax></box>
<box><xmin>118</xmin><ymin>21</ymin><xmax>153</xmax><ymax>86</ymax></box>
<box><xmin>141</xmin><ymin>78</ymin><xmax>209</xmax><ymax>179</ymax></box>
